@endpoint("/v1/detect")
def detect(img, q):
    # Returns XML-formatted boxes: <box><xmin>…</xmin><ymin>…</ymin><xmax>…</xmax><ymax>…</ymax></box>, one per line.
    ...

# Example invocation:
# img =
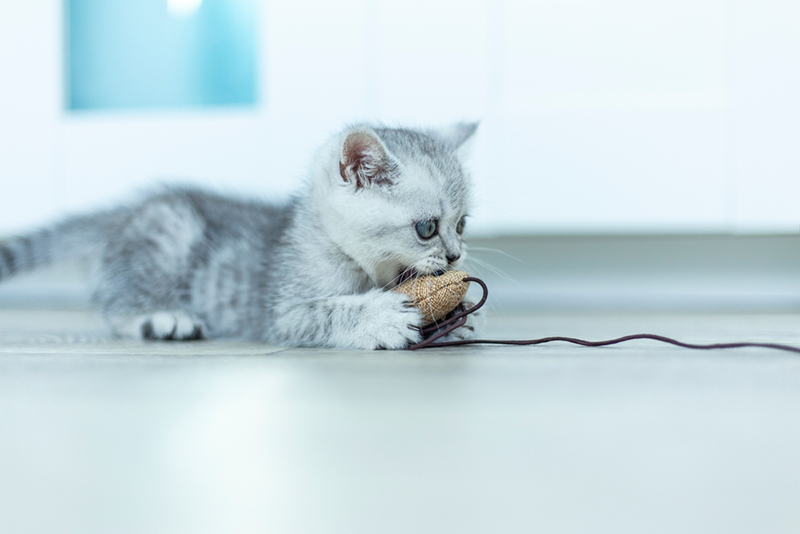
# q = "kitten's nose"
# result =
<box><xmin>446</xmin><ymin>253</ymin><xmax>461</xmax><ymax>264</ymax></box>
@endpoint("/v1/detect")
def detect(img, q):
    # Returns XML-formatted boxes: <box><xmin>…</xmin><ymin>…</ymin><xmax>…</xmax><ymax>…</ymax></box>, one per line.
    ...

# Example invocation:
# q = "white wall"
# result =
<box><xmin>1</xmin><ymin>0</ymin><xmax>799</xmax><ymax>236</ymax></box>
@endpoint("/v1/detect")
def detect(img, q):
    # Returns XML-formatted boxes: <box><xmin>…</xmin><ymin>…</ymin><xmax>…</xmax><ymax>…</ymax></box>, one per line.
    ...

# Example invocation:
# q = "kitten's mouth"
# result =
<box><xmin>397</xmin><ymin>268</ymin><xmax>420</xmax><ymax>286</ymax></box>
<box><xmin>396</xmin><ymin>267</ymin><xmax>447</xmax><ymax>286</ymax></box>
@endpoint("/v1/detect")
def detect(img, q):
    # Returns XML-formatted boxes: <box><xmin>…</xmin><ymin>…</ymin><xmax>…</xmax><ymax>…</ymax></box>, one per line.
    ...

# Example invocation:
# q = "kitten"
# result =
<box><xmin>0</xmin><ymin>123</ymin><xmax>481</xmax><ymax>349</ymax></box>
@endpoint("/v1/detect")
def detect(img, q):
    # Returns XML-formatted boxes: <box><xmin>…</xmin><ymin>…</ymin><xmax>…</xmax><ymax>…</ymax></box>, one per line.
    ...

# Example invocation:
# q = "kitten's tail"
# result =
<box><xmin>0</xmin><ymin>210</ymin><xmax>120</xmax><ymax>282</ymax></box>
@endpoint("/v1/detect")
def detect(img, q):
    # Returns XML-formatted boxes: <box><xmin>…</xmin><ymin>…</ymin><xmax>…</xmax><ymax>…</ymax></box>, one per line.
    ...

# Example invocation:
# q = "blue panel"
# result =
<box><xmin>67</xmin><ymin>0</ymin><xmax>258</xmax><ymax>110</ymax></box>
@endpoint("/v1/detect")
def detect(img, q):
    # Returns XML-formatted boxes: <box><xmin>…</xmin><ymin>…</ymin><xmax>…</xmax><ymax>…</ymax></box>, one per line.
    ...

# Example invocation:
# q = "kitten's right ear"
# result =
<box><xmin>441</xmin><ymin>121</ymin><xmax>479</xmax><ymax>150</ymax></box>
<box><xmin>339</xmin><ymin>129</ymin><xmax>394</xmax><ymax>190</ymax></box>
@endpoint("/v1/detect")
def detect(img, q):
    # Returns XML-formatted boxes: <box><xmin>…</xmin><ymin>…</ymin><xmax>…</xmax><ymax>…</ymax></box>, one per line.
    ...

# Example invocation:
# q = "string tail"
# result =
<box><xmin>408</xmin><ymin>276</ymin><xmax>800</xmax><ymax>355</ymax></box>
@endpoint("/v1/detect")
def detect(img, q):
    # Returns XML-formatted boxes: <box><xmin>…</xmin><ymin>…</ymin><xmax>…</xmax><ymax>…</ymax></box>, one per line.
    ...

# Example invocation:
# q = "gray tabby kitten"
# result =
<box><xmin>0</xmin><ymin>124</ymin><xmax>480</xmax><ymax>349</ymax></box>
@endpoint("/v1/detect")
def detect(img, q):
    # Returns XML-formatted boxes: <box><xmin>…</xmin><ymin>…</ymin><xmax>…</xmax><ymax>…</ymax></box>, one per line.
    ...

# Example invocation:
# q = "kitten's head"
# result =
<box><xmin>314</xmin><ymin>123</ymin><xmax>478</xmax><ymax>288</ymax></box>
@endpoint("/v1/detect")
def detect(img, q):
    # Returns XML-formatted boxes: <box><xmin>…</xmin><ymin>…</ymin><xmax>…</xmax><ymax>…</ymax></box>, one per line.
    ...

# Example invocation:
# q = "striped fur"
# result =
<box><xmin>0</xmin><ymin>212</ymin><xmax>114</xmax><ymax>281</ymax></box>
<box><xmin>0</xmin><ymin>123</ymin><xmax>482</xmax><ymax>348</ymax></box>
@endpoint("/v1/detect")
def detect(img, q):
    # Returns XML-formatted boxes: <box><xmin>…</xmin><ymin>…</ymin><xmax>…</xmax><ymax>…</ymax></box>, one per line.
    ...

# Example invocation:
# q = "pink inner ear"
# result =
<box><xmin>340</xmin><ymin>130</ymin><xmax>392</xmax><ymax>189</ymax></box>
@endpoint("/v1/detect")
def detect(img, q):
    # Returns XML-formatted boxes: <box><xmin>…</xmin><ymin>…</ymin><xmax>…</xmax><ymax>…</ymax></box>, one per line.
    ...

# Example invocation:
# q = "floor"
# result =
<box><xmin>1</xmin><ymin>306</ymin><xmax>799</xmax><ymax>534</ymax></box>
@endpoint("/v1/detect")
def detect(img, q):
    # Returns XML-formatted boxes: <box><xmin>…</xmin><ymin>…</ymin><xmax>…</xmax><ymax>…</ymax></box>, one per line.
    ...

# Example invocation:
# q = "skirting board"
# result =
<box><xmin>0</xmin><ymin>234</ymin><xmax>798</xmax><ymax>311</ymax></box>
<box><xmin>464</xmin><ymin>234</ymin><xmax>800</xmax><ymax>312</ymax></box>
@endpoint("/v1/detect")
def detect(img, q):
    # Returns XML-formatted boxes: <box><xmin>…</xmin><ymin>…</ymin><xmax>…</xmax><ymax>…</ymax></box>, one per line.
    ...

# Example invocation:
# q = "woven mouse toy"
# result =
<box><xmin>392</xmin><ymin>270</ymin><xmax>470</xmax><ymax>325</ymax></box>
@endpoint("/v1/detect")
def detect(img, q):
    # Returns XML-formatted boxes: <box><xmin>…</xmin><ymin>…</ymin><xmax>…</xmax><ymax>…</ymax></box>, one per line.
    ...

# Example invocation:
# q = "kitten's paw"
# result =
<box><xmin>141</xmin><ymin>312</ymin><xmax>204</xmax><ymax>340</ymax></box>
<box><xmin>345</xmin><ymin>291</ymin><xmax>423</xmax><ymax>350</ymax></box>
<box><xmin>111</xmin><ymin>312</ymin><xmax>205</xmax><ymax>341</ymax></box>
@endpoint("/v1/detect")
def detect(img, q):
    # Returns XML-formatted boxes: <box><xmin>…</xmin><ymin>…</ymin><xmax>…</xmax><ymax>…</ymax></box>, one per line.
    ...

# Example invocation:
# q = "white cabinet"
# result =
<box><xmin>0</xmin><ymin>0</ymin><xmax>798</xmax><ymax>236</ymax></box>
<box><xmin>729</xmin><ymin>0</ymin><xmax>800</xmax><ymax>232</ymax></box>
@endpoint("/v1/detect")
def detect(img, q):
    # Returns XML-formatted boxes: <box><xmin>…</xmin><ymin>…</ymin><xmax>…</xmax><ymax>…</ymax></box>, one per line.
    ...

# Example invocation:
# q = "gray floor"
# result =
<box><xmin>1</xmin><ymin>306</ymin><xmax>799</xmax><ymax>534</ymax></box>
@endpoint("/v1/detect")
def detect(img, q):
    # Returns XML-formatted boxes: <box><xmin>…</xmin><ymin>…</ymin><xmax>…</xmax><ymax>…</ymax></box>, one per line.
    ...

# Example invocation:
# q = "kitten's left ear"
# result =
<box><xmin>339</xmin><ymin>128</ymin><xmax>395</xmax><ymax>190</ymax></box>
<box><xmin>441</xmin><ymin>121</ymin><xmax>480</xmax><ymax>152</ymax></box>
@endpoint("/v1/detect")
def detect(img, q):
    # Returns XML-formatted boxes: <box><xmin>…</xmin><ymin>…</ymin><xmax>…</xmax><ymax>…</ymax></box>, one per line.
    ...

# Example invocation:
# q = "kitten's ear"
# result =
<box><xmin>339</xmin><ymin>129</ymin><xmax>394</xmax><ymax>189</ymax></box>
<box><xmin>441</xmin><ymin>121</ymin><xmax>480</xmax><ymax>151</ymax></box>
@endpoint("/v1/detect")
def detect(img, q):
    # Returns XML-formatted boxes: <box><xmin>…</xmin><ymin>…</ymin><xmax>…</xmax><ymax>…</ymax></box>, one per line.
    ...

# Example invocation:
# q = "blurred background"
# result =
<box><xmin>2</xmin><ymin>5</ymin><xmax>800</xmax><ymax>533</ymax></box>
<box><xmin>1</xmin><ymin>0</ymin><xmax>800</xmax><ymax>308</ymax></box>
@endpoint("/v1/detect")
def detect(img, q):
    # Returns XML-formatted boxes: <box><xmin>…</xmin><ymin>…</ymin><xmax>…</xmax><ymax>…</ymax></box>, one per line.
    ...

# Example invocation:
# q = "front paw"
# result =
<box><xmin>346</xmin><ymin>291</ymin><xmax>423</xmax><ymax>350</ymax></box>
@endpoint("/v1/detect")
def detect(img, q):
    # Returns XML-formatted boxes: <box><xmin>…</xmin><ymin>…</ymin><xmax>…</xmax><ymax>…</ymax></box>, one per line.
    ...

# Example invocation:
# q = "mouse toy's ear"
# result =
<box><xmin>339</xmin><ymin>128</ymin><xmax>395</xmax><ymax>190</ymax></box>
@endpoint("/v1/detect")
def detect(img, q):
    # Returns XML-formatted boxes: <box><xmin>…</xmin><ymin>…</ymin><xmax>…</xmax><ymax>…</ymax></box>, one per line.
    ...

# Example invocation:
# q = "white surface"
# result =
<box><xmin>0</xmin><ymin>308</ymin><xmax>799</xmax><ymax>533</ymax></box>
<box><xmin>1</xmin><ymin>0</ymin><xmax>800</xmax><ymax>235</ymax></box>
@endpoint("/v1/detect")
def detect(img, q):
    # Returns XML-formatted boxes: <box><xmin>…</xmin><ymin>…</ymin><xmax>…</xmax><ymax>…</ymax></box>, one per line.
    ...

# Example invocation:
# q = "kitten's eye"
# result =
<box><xmin>415</xmin><ymin>219</ymin><xmax>438</xmax><ymax>239</ymax></box>
<box><xmin>456</xmin><ymin>216</ymin><xmax>466</xmax><ymax>235</ymax></box>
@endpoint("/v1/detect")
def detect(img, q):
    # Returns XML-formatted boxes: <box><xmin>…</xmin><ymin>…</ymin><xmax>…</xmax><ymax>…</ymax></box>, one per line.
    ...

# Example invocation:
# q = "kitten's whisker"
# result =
<box><xmin>465</xmin><ymin>257</ymin><xmax>523</xmax><ymax>288</ymax></box>
<box><xmin>381</xmin><ymin>271</ymin><xmax>407</xmax><ymax>291</ymax></box>
<box><xmin>465</xmin><ymin>257</ymin><xmax>510</xmax><ymax>279</ymax></box>
<box><xmin>467</xmin><ymin>246</ymin><xmax>526</xmax><ymax>263</ymax></box>
<box><xmin>468</xmin><ymin>264</ymin><xmax>483</xmax><ymax>280</ymax></box>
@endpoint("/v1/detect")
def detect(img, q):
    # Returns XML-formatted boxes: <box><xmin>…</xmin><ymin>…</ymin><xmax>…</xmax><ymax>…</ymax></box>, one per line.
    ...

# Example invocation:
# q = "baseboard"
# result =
<box><xmin>464</xmin><ymin>234</ymin><xmax>800</xmax><ymax>311</ymax></box>
<box><xmin>1</xmin><ymin>234</ymin><xmax>799</xmax><ymax>311</ymax></box>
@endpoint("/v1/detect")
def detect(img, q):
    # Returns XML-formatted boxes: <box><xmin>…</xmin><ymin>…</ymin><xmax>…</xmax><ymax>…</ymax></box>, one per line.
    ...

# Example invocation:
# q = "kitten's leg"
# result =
<box><xmin>95</xmin><ymin>201</ymin><xmax>207</xmax><ymax>340</ymax></box>
<box><xmin>272</xmin><ymin>289</ymin><xmax>423</xmax><ymax>349</ymax></box>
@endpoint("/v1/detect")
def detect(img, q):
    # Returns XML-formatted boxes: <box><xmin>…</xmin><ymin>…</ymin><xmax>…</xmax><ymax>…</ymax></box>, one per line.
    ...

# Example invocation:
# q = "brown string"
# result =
<box><xmin>408</xmin><ymin>276</ymin><xmax>800</xmax><ymax>354</ymax></box>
